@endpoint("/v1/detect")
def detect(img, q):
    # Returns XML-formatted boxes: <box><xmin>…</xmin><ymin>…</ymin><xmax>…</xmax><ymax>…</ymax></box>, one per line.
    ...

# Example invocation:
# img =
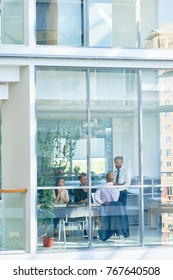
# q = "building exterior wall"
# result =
<box><xmin>0</xmin><ymin>0</ymin><xmax>173</xmax><ymax>259</ymax></box>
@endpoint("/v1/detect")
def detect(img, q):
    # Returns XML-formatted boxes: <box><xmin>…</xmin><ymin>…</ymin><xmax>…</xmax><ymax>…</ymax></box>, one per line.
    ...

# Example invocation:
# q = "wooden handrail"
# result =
<box><xmin>0</xmin><ymin>189</ymin><xmax>27</xmax><ymax>193</ymax></box>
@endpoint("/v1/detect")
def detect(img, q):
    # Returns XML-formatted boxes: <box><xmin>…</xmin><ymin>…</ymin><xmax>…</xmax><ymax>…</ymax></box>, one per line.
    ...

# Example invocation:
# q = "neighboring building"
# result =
<box><xmin>0</xmin><ymin>0</ymin><xmax>173</xmax><ymax>260</ymax></box>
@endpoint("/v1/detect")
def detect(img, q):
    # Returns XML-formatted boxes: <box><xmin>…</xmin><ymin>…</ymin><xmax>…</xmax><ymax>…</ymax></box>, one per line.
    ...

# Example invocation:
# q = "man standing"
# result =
<box><xmin>114</xmin><ymin>156</ymin><xmax>131</xmax><ymax>237</ymax></box>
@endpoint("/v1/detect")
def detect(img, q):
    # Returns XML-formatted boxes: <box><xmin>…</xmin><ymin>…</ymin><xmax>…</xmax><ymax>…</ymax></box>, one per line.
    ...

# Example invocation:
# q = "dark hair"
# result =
<box><xmin>114</xmin><ymin>156</ymin><xmax>123</xmax><ymax>162</ymax></box>
<box><xmin>55</xmin><ymin>177</ymin><xmax>64</xmax><ymax>186</ymax></box>
<box><xmin>55</xmin><ymin>177</ymin><xmax>64</xmax><ymax>196</ymax></box>
<box><xmin>79</xmin><ymin>172</ymin><xmax>87</xmax><ymax>181</ymax></box>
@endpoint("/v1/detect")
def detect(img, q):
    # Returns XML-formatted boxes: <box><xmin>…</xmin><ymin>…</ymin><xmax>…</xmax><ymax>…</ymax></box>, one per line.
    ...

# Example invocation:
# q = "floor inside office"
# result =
<box><xmin>37</xmin><ymin>225</ymin><xmax>173</xmax><ymax>252</ymax></box>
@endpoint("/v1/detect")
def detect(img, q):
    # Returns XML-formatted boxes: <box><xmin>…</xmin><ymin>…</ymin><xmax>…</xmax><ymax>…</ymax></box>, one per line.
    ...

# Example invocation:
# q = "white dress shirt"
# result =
<box><xmin>94</xmin><ymin>182</ymin><xmax>120</xmax><ymax>205</ymax></box>
<box><xmin>114</xmin><ymin>166</ymin><xmax>131</xmax><ymax>191</ymax></box>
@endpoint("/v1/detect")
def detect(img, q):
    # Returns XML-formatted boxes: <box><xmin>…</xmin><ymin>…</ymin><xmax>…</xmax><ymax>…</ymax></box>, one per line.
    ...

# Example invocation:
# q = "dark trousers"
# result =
<box><xmin>98</xmin><ymin>201</ymin><xmax>127</xmax><ymax>241</ymax></box>
<box><xmin>118</xmin><ymin>190</ymin><xmax>129</xmax><ymax>237</ymax></box>
<box><xmin>53</xmin><ymin>218</ymin><xmax>60</xmax><ymax>230</ymax></box>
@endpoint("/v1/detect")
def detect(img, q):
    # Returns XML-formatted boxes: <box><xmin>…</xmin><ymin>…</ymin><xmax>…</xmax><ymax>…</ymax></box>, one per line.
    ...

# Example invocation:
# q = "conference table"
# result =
<box><xmin>53</xmin><ymin>203</ymin><xmax>100</xmax><ymax>219</ymax></box>
<box><xmin>38</xmin><ymin>202</ymin><xmax>128</xmax><ymax>243</ymax></box>
<box><xmin>37</xmin><ymin>203</ymin><xmax>100</xmax><ymax>241</ymax></box>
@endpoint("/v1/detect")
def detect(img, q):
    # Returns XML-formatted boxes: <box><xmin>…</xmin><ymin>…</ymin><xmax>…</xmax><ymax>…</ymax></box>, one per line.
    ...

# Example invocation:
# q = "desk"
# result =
<box><xmin>37</xmin><ymin>204</ymin><xmax>100</xmax><ymax>221</ymax></box>
<box><xmin>54</xmin><ymin>204</ymin><xmax>100</xmax><ymax>219</ymax></box>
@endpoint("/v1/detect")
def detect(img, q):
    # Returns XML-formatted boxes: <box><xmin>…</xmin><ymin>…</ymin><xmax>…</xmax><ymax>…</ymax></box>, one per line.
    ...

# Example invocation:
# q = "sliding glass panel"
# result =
<box><xmin>36</xmin><ymin>67</ymin><xmax>89</xmax><ymax>250</ymax></box>
<box><xmin>1</xmin><ymin>0</ymin><xmax>24</xmax><ymax>44</ymax></box>
<box><xmin>142</xmin><ymin>69</ymin><xmax>173</xmax><ymax>245</ymax></box>
<box><xmin>142</xmin><ymin>0</ymin><xmax>173</xmax><ymax>49</ymax></box>
<box><xmin>90</xmin><ymin>69</ymin><xmax>140</xmax><ymax>247</ymax></box>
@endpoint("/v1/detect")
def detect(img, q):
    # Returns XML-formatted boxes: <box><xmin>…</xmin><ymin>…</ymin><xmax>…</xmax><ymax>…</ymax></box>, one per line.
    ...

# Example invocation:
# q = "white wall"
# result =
<box><xmin>1</xmin><ymin>66</ymin><xmax>37</xmax><ymax>252</ymax></box>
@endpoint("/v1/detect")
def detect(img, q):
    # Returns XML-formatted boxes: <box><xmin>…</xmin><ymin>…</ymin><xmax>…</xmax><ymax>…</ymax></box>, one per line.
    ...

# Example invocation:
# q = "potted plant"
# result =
<box><xmin>39</xmin><ymin>189</ymin><xmax>56</xmax><ymax>247</ymax></box>
<box><xmin>73</xmin><ymin>165</ymin><xmax>81</xmax><ymax>176</ymax></box>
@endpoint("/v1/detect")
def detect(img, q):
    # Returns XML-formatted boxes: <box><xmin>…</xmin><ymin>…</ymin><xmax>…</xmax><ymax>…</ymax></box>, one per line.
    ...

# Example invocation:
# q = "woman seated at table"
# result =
<box><xmin>53</xmin><ymin>177</ymin><xmax>69</xmax><ymax>236</ymax></box>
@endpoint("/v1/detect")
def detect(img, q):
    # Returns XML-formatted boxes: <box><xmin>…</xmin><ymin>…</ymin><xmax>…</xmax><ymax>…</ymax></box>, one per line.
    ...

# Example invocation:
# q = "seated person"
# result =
<box><xmin>74</xmin><ymin>172</ymin><xmax>97</xmax><ymax>239</ymax></box>
<box><xmin>74</xmin><ymin>172</ymin><xmax>88</xmax><ymax>204</ymax></box>
<box><xmin>53</xmin><ymin>177</ymin><xmax>69</xmax><ymax>236</ymax></box>
<box><xmin>94</xmin><ymin>172</ymin><xmax>119</xmax><ymax>205</ymax></box>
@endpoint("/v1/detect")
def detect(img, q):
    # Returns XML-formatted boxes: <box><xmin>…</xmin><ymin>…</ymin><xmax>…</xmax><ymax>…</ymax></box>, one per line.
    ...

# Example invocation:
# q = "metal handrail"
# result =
<box><xmin>0</xmin><ymin>189</ymin><xmax>27</xmax><ymax>193</ymax></box>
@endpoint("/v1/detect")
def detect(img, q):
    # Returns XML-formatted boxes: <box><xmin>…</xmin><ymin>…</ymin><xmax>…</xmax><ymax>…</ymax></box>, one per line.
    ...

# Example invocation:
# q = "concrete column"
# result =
<box><xmin>1</xmin><ymin>66</ymin><xmax>37</xmax><ymax>252</ymax></box>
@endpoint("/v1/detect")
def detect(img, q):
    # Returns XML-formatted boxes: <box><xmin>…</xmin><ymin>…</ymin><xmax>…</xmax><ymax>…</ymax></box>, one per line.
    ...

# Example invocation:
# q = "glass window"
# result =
<box><xmin>90</xmin><ymin>69</ymin><xmax>140</xmax><ymax>247</ymax></box>
<box><xmin>89</xmin><ymin>0</ymin><xmax>137</xmax><ymax>47</ymax></box>
<box><xmin>167</xmin><ymin>187</ymin><xmax>172</xmax><ymax>196</ymax></box>
<box><xmin>36</xmin><ymin>0</ymin><xmax>137</xmax><ymax>47</ymax></box>
<box><xmin>36</xmin><ymin>66</ymin><xmax>173</xmax><ymax>250</ymax></box>
<box><xmin>36</xmin><ymin>67</ymin><xmax>89</xmax><ymax>249</ymax></box>
<box><xmin>166</xmin><ymin>149</ymin><xmax>171</xmax><ymax>156</ymax></box>
<box><xmin>36</xmin><ymin>67</ymin><xmax>141</xmax><ymax>250</ymax></box>
<box><xmin>0</xmin><ymin>0</ymin><xmax>24</xmax><ymax>44</ymax></box>
<box><xmin>142</xmin><ymin>0</ymin><xmax>173</xmax><ymax>49</ymax></box>
<box><xmin>142</xmin><ymin>69</ymin><xmax>173</xmax><ymax>245</ymax></box>
<box><xmin>36</xmin><ymin>0</ymin><xmax>84</xmax><ymax>46</ymax></box>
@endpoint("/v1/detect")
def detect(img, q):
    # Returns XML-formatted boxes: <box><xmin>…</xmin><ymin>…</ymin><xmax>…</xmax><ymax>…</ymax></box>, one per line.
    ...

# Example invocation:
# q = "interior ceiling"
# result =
<box><xmin>37</xmin><ymin>100</ymin><xmax>173</xmax><ymax>119</ymax></box>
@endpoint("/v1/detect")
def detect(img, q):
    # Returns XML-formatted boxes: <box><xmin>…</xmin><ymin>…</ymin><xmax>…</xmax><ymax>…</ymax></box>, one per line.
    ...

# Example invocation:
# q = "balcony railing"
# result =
<box><xmin>0</xmin><ymin>189</ymin><xmax>27</xmax><ymax>252</ymax></box>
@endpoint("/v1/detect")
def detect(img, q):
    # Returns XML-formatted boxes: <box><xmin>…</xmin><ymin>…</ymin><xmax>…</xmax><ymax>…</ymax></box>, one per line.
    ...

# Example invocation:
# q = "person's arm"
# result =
<box><xmin>123</xmin><ymin>169</ymin><xmax>131</xmax><ymax>186</ymax></box>
<box><xmin>60</xmin><ymin>189</ymin><xmax>69</xmax><ymax>203</ymax></box>
<box><xmin>94</xmin><ymin>189</ymin><xmax>103</xmax><ymax>205</ymax></box>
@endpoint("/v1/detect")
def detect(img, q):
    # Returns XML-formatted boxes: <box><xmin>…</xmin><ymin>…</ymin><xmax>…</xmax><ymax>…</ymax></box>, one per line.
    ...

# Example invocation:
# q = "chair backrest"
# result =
<box><xmin>91</xmin><ymin>193</ymin><xmax>96</xmax><ymax>204</ymax></box>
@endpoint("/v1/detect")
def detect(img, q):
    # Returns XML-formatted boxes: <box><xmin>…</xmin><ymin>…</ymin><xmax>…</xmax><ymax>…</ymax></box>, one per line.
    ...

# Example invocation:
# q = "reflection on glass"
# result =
<box><xmin>92</xmin><ymin>187</ymin><xmax>141</xmax><ymax>247</ymax></box>
<box><xmin>36</xmin><ymin>0</ymin><xmax>84</xmax><ymax>46</ymax></box>
<box><xmin>36</xmin><ymin>0</ymin><xmax>137</xmax><ymax>47</ymax></box>
<box><xmin>142</xmin><ymin>0</ymin><xmax>173</xmax><ymax>49</ymax></box>
<box><xmin>89</xmin><ymin>0</ymin><xmax>137</xmax><ymax>47</ymax></box>
<box><xmin>142</xmin><ymin>69</ymin><xmax>173</xmax><ymax>245</ymax></box>
<box><xmin>36</xmin><ymin>67</ymin><xmax>87</xmax><ymax>188</ymax></box>
<box><xmin>37</xmin><ymin>187</ymin><xmax>90</xmax><ymax>249</ymax></box>
<box><xmin>90</xmin><ymin>69</ymin><xmax>138</xmax><ymax>184</ymax></box>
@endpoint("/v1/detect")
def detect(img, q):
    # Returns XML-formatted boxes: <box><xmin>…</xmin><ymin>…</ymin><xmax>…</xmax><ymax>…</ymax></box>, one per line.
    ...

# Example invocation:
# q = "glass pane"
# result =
<box><xmin>90</xmin><ymin>69</ymin><xmax>140</xmax><ymax>247</ymax></box>
<box><xmin>36</xmin><ymin>67</ymin><xmax>89</xmax><ymax>250</ymax></box>
<box><xmin>89</xmin><ymin>0</ymin><xmax>137</xmax><ymax>47</ymax></box>
<box><xmin>0</xmin><ymin>192</ymin><xmax>26</xmax><ymax>251</ymax></box>
<box><xmin>1</xmin><ymin>0</ymin><xmax>24</xmax><ymax>44</ymax></box>
<box><xmin>37</xmin><ymin>186</ymin><xmax>89</xmax><ymax>249</ymax></box>
<box><xmin>142</xmin><ymin>69</ymin><xmax>173</xmax><ymax>245</ymax></box>
<box><xmin>142</xmin><ymin>0</ymin><xmax>173</xmax><ymax>49</ymax></box>
<box><xmin>142</xmin><ymin>70</ymin><xmax>161</xmax><ymax>185</ymax></box>
<box><xmin>36</xmin><ymin>0</ymin><xmax>84</xmax><ymax>46</ymax></box>
<box><xmin>0</xmin><ymin>101</ymin><xmax>1</xmax><ymax>188</ymax></box>
<box><xmin>36</xmin><ymin>0</ymin><xmax>137</xmax><ymax>47</ymax></box>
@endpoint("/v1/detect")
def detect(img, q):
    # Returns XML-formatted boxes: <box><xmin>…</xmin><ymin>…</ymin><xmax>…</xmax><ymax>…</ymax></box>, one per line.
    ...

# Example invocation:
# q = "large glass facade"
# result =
<box><xmin>36</xmin><ymin>0</ymin><xmax>173</xmax><ymax>49</ymax></box>
<box><xmin>0</xmin><ymin>0</ymin><xmax>173</xmax><ymax>259</ymax></box>
<box><xmin>36</xmin><ymin>67</ymin><xmax>173</xmax><ymax>251</ymax></box>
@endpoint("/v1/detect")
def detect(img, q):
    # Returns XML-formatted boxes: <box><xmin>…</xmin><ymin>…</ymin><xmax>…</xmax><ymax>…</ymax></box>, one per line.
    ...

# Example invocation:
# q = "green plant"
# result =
<box><xmin>39</xmin><ymin>189</ymin><xmax>56</xmax><ymax>238</ymax></box>
<box><xmin>37</xmin><ymin>127</ymin><xmax>80</xmax><ymax>186</ymax></box>
<box><xmin>73</xmin><ymin>165</ymin><xmax>80</xmax><ymax>175</ymax></box>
